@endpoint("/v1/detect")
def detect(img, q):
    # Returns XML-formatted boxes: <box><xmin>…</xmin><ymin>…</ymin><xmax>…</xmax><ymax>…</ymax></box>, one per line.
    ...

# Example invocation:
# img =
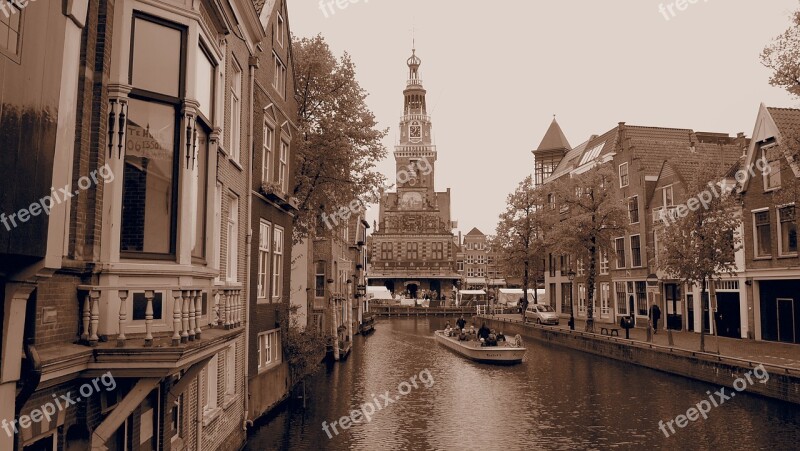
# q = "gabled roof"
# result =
<box><xmin>535</xmin><ymin>118</ymin><xmax>572</xmax><ymax>153</ymax></box>
<box><xmin>465</xmin><ymin>227</ymin><xmax>485</xmax><ymax>237</ymax></box>
<box><xmin>546</xmin><ymin>138</ymin><xmax>591</xmax><ymax>182</ymax></box>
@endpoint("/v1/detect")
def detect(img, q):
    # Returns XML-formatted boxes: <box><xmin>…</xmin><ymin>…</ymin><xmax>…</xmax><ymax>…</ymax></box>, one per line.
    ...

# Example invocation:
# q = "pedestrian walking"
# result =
<box><xmin>649</xmin><ymin>302</ymin><xmax>662</xmax><ymax>334</ymax></box>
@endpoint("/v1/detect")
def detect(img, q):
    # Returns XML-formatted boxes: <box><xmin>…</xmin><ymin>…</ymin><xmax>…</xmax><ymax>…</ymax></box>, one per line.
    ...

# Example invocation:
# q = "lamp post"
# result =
<box><xmin>568</xmin><ymin>270</ymin><xmax>576</xmax><ymax>330</ymax></box>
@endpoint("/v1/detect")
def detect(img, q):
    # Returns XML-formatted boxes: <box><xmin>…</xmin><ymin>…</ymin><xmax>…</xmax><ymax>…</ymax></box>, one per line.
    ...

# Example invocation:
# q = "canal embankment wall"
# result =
<box><xmin>477</xmin><ymin>315</ymin><xmax>800</xmax><ymax>405</ymax></box>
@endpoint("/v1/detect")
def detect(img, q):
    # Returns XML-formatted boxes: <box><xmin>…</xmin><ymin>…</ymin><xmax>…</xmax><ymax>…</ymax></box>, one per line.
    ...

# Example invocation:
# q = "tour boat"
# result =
<box><xmin>434</xmin><ymin>330</ymin><xmax>526</xmax><ymax>364</ymax></box>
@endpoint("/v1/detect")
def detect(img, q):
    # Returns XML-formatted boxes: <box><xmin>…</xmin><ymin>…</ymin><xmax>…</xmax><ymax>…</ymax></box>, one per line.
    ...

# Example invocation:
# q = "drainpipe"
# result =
<box><xmin>242</xmin><ymin>56</ymin><xmax>258</xmax><ymax>431</ymax></box>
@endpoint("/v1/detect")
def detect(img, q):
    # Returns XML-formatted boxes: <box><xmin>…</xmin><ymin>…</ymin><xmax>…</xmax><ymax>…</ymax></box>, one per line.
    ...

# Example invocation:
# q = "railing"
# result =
<box><xmin>400</xmin><ymin>114</ymin><xmax>430</xmax><ymax>123</ymax></box>
<box><xmin>406</xmin><ymin>79</ymin><xmax>423</xmax><ymax>87</ymax></box>
<box><xmin>78</xmin><ymin>285</ymin><xmax>243</xmax><ymax>347</ymax></box>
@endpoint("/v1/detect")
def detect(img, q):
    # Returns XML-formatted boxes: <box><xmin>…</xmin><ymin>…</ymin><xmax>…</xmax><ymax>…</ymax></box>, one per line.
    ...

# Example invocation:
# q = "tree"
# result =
<box><xmin>761</xmin><ymin>6</ymin><xmax>800</xmax><ymax>97</ymax></box>
<box><xmin>494</xmin><ymin>176</ymin><xmax>548</xmax><ymax>309</ymax></box>
<box><xmin>291</xmin><ymin>35</ymin><xmax>388</xmax><ymax>242</ymax></box>
<box><xmin>278</xmin><ymin>303</ymin><xmax>326</xmax><ymax>402</ymax></box>
<box><xmin>547</xmin><ymin>165</ymin><xmax>629</xmax><ymax>326</ymax></box>
<box><xmin>656</xmin><ymin>158</ymin><xmax>742</xmax><ymax>349</ymax></box>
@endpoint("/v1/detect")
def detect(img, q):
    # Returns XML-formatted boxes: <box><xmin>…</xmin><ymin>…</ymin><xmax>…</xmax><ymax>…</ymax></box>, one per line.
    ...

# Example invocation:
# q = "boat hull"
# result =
<box><xmin>434</xmin><ymin>331</ymin><xmax>526</xmax><ymax>364</ymax></box>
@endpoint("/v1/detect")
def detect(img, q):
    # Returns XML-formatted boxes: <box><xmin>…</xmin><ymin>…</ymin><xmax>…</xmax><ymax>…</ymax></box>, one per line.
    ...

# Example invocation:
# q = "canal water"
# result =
<box><xmin>245</xmin><ymin>317</ymin><xmax>800</xmax><ymax>450</ymax></box>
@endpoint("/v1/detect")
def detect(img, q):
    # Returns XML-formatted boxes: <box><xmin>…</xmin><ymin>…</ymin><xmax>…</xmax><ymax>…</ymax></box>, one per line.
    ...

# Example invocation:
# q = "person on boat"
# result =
<box><xmin>497</xmin><ymin>331</ymin><xmax>506</xmax><ymax>342</ymax></box>
<box><xmin>456</xmin><ymin>316</ymin><xmax>466</xmax><ymax>330</ymax></box>
<box><xmin>469</xmin><ymin>325</ymin><xmax>476</xmax><ymax>336</ymax></box>
<box><xmin>477</xmin><ymin>323</ymin><xmax>490</xmax><ymax>341</ymax></box>
<box><xmin>487</xmin><ymin>329</ymin><xmax>498</xmax><ymax>346</ymax></box>
<box><xmin>445</xmin><ymin>320</ymin><xmax>452</xmax><ymax>329</ymax></box>
<box><xmin>458</xmin><ymin>329</ymin><xmax>467</xmax><ymax>341</ymax></box>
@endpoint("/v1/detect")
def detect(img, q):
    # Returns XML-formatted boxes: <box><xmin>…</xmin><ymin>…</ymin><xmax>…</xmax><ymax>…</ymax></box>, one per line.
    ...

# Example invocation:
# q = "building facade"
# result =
<box><xmin>368</xmin><ymin>48</ymin><xmax>460</xmax><ymax>301</ymax></box>
<box><xmin>0</xmin><ymin>0</ymin><xmax>291</xmax><ymax>449</ymax></box>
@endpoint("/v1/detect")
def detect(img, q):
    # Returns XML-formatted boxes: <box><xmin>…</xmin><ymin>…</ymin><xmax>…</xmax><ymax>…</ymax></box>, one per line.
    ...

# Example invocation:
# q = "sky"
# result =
<box><xmin>287</xmin><ymin>0</ymin><xmax>800</xmax><ymax>237</ymax></box>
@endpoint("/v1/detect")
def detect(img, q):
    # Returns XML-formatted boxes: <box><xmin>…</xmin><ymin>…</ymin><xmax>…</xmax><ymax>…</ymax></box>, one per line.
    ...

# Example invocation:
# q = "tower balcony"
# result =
<box><xmin>406</xmin><ymin>79</ymin><xmax>424</xmax><ymax>87</ymax></box>
<box><xmin>401</xmin><ymin>114</ymin><xmax>431</xmax><ymax>123</ymax></box>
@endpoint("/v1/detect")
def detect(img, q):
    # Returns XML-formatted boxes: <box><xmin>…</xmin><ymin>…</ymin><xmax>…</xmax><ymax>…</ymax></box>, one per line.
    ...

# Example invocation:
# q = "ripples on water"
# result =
<box><xmin>246</xmin><ymin>318</ymin><xmax>800</xmax><ymax>450</ymax></box>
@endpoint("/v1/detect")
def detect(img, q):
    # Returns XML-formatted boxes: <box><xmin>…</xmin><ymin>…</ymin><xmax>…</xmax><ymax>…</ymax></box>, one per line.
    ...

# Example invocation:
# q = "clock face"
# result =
<box><xmin>409</xmin><ymin>122</ymin><xmax>421</xmax><ymax>140</ymax></box>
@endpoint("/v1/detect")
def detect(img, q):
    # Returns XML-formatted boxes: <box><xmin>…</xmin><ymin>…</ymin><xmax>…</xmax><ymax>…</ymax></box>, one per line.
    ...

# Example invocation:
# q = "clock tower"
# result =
<box><xmin>368</xmin><ymin>48</ymin><xmax>460</xmax><ymax>302</ymax></box>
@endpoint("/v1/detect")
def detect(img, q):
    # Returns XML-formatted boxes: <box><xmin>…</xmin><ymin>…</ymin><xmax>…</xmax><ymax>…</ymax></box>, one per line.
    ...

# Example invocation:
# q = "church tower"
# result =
<box><xmin>395</xmin><ymin>47</ymin><xmax>436</xmax><ymax>208</ymax></box>
<box><xmin>368</xmin><ymin>47</ymin><xmax>460</xmax><ymax>301</ymax></box>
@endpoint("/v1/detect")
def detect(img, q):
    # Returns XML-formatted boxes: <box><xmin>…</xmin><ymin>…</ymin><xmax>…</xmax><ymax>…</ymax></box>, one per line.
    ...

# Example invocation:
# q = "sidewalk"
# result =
<box><xmin>488</xmin><ymin>314</ymin><xmax>800</xmax><ymax>370</ymax></box>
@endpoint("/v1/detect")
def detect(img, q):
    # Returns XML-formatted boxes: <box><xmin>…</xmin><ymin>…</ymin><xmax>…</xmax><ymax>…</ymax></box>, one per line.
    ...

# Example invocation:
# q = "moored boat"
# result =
<box><xmin>434</xmin><ymin>330</ymin><xmax>526</xmax><ymax>364</ymax></box>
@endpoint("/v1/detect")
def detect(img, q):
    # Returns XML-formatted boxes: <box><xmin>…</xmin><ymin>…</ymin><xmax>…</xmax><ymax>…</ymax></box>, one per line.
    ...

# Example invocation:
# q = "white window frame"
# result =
<box><xmin>762</xmin><ymin>144</ymin><xmax>781</xmax><ymax>192</ymax></box>
<box><xmin>230</xmin><ymin>59</ymin><xmax>242</xmax><ymax>162</ymax></box>
<box><xmin>629</xmin><ymin>195</ymin><xmax>639</xmax><ymax>224</ymax></box>
<box><xmin>662</xmin><ymin>185</ymin><xmax>674</xmax><ymax>207</ymax></box>
<box><xmin>273</xmin><ymin>52</ymin><xmax>287</xmax><ymax>98</ymax></box>
<box><xmin>226</xmin><ymin>194</ymin><xmax>239</xmax><ymax>283</ymax></box>
<box><xmin>753</xmin><ymin>208</ymin><xmax>772</xmax><ymax>259</ymax></box>
<box><xmin>262</xmin><ymin>119</ymin><xmax>274</xmax><ymax>183</ymax></box>
<box><xmin>224</xmin><ymin>343</ymin><xmax>236</xmax><ymax>403</ymax></box>
<box><xmin>272</xmin><ymin>226</ymin><xmax>284</xmax><ymax>302</ymax></box>
<box><xmin>577</xmin><ymin>283</ymin><xmax>586</xmax><ymax>315</ymax></box>
<box><xmin>203</xmin><ymin>354</ymin><xmax>219</xmax><ymax>420</ymax></box>
<box><xmin>276</xmin><ymin>13</ymin><xmax>285</xmax><ymax>47</ymax></box>
<box><xmin>258</xmin><ymin>220</ymin><xmax>271</xmax><ymax>301</ymax></box>
<box><xmin>778</xmin><ymin>204</ymin><xmax>797</xmax><ymax>257</ymax></box>
<box><xmin>619</xmin><ymin>162</ymin><xmax>629</xmax><ymax>188</ymax></box>
<box><xmin>600</xmin><ymin>282</ymin><xmax>610</xmax><ymax>318</ymax></box>
<box><xmin>615</xmin><ymin>237</ymin><xmax>626</xmax><ymax>269</ymax></box>
<box><xmin>214</xmin><ymin>185</ymin><xmax>222</xmax><ymax>284</ymax></box>
<box><xmin>279</xmin><ymin>138</ymin><xmax>289</xmax><ymax>193</ymax></box>
<box><xmin>600</xmin><ymin>250</ymin><xmax>609</xmax><ymax>275</ymax></box>
<box><xmin>630</xmin><ymin>234</ymin><xmax>642</xmax><ymax>268</ymax></box>
<box><xmin>258</xmin><ymin>329</ymin><xmax>282</xmax><ymax>372</ymax></box>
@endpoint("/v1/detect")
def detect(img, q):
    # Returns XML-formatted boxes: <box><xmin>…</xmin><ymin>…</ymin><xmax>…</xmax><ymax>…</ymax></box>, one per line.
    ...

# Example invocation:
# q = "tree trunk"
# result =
<box><xmin>700</xmin><ymin>277</ymin><xmax>707</xmax><ymax>352</ymax></box>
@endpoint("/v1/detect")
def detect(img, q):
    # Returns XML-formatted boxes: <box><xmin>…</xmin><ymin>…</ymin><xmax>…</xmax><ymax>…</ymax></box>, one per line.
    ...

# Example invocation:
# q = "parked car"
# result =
<box><xmin>525</xmin><ymin>304</ymin><xmax>559</xmax><ymax>325</ymax></box>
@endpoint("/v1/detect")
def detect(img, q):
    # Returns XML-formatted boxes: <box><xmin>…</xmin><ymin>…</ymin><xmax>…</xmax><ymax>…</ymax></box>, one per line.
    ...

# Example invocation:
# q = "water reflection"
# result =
<box><xmin>246</xmin><ymin>318</ymin><xmax>800</xmax><ymax>450</ymax></box>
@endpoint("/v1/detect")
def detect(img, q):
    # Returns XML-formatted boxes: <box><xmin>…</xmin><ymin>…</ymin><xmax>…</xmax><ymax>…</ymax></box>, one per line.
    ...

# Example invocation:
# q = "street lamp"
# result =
<box><xmin>567</xmin><ymin>270</ymin><xmax>576</xmax><ymax>330</ymax></box>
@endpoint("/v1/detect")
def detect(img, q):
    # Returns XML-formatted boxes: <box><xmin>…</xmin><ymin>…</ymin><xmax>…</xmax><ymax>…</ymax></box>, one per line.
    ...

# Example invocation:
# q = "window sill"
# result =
<box><xmin>202</xmin><ymin>407</ymin><xmax>222</xmax><ymax>427</ymax></box>
<box><xmin>778</xmin><ymin>254</ymin><xmax>798</xmax><ymax>259</ymax></box>
<box><xmin>753</xmin><ymin>256</ymin><xmax>773</xmax><ymax>261</ymax></box>
<box><xmin>230</xmin><ymin>159</ymin><xmax>244</xmax><ymax>172</ymax></box>
<box><xmin>222</xmin><ymin>393</ymin><xmax>238</xmax><ymax>410</ymax></box>
<box><xmin>257</xmin><ymin>360</ymin><xmax>282</xmax><ymax>375</ymax></box>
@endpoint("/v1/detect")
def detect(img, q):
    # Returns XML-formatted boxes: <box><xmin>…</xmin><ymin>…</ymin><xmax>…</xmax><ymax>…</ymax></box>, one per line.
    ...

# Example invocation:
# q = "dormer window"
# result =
<box><xmin>762</xmin><ymin>143</ymin><xmax>781</xmax><ymax>191</ymax></box>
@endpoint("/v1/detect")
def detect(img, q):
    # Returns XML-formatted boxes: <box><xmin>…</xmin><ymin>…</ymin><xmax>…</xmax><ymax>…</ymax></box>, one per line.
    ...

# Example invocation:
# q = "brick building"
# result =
<box><xmin>540</xmin><ymin>121</ymin><xmax>747</xmax><ymax>335</ymax></box>
<box><xmin>0</xmin><ymin>0</ymin><xmax>290</xmax><ymax>449</ymax></box>
<box><xmin>740</xmin><ymin>104</ymin><xmax>800</xmax><ymax>344</ymax></box>
<box><xmin>368</xmin><ymin>48</ymin><xmax>460</xmax><ymax>300</ymax></box>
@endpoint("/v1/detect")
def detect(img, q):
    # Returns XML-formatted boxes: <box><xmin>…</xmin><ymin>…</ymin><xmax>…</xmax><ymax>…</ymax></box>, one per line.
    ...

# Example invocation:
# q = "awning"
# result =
<box><xmin>488</xmin><ymin>279</ymin><xmax>506</xmax><ymax>286</ymax></box>
<box><xmin>460</xmin><ymin>289</ymin><xmax>486</xmax><ymax>295</ymax></box>
<box><xmin>465</xmin><ymin>277</ymin><xmax>486</xmax><ymax>284</ymax></box>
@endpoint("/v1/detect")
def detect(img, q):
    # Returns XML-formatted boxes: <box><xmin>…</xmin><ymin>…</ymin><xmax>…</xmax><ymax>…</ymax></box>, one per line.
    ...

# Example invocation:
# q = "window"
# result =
<box><xmin>577</xmin><ymin>283</ymin><xmax>586</xmax><ymax>314</ymax></box>
<box><xmin>561</xmin><ymin>283</ymin><xmax>571</xmax><ymax>312</ymax></box>
<box><xmin>548</xmin><ymin>193</ymin><xmax>556</xmax><ymax>210</ymax></box>
<box><xmin>549</xmin><ymin>283</ymin><xmax>557</xmax><ymax>309</ymax></box>
<box><xmin>226</xmin><ymin>195</ymin><xmax>239</xmax><ymax>282</ymax></box>
<box><xmin>258</xmin><ymin>329</ymin><xmax>282</xmax><ymax>370</ymax></box>
<box><xmin>629</xmin><ymin>196</ymin><xmax>639</xmax><ymax>224</ymax></box>
<box><xmin>779</xmin><ymin>206</ymin><xmax>797</xmax><ymax>256</ymax></box>
<box><xmin>467</xmin><ymin>268</ymin><xmax>475</xmax><ymax>277</ymax></box>
<box><xmin>630</xmin><ymin>235</ymin><xmax>642</xmax><ymax>267</ymax></box>
<box><xmin>577</xmin><ymin>258</ymin><xmax>585</xmax><ymax>277</ymax></box>
<box><xmin>662</xmin><ymin>185</ymin><xmax>674</xmax><ymax>207</ymax></box>
<box><xmin>276</xmin><ymin>13</ymin><xmax>285</xmax><ymax>47</ymax></box>
<box><xmin>600</xmin><ymin>283</ymin><xmax>610</xmax><ymax>317</ymax></box>
<box><xmin>432</xmin><ymin>242</ymin><xmax>444</xmax><ymax>260</ymax></box>
<box><xmin>224</xmin><ymin>343</ymin><xmax>236</xmax><ymax>399</ymax></box>
<box><xmin>600</xmin><ymin>250</ymin><xmax>609</xmax><ymax>275</ymax></box>
<box><xmin>273</xmin><ymin>53</ymin><xmax>287</xmax><ymax>97</ymax></box>
<box><xmin>123</xmin><ymin>16</ymin><xmax>187</xmax><ymax>258</ymax></box>
<box><xmin>170</xmin><ymin>391</ymin><xmax>183</xmax><ymax>441</ymax></box>
<box><xmin>258</xmin><ymin>221</ymin><xmax>271</xmax><ymax>300</ymax></box>
<box><xmin>754</xmin><ymin>210</ymin><xmax>772</xmax><ymax>258</ymax></box>
<box><xmin>204</xmin><ymin>354</ymin><xmax>218</xmax><ymax>414</ymax></box>
<box><xmin>560</xmin><ymin>255</ymin><xmax>570</xmax><ymax>274</ymax></box>
<box><xmin>615</xmin><ymin>282</ymin><xmax>628</xmax><ymax>316</ymax></box>
<box><xmin>0</xmin><ymin>3</ymin><xmax>22</xmax><ymax>58</ymax></box>
<box><xmin>262</xmin><ymin>121</ymin><xmax>274</xmax><ymax>182</ymax></box>
<box><xmin>193</xmin><ymin>126</ymin><xmax>209</xmax><ymax>260</ymax></box>
<box><xmin>230</xmin><ymin>59</ymin><xmax>242</xmax><ymax>162</ymax></box>
<box><xmin>315</xmin><ymin>262</ymin><xmax>326</xmax><ymax>298</ymax></box>
<box><xmin>380</xmin><ymin>242</ymin><xmax>393</xmax><ymax>260</ymax></box>
<box><xmin>762</xmin><ymin>144</ymin><xmax>781</xmax><ymax>190</ymax></box>
<box><xmin>272</xmin><ymin>226</ymin><xmax>284</xmax><ymax>302</ymax></box>
<box><xmin>636</xmin><ymin>281</ymin><xmax>647</xmax><ymax>316</ymax></box>
<box><xmin>579</xmin><ymin>142</ymin><xmax>605</xmax><ymax>166</ymax></box>
<box><xmin>615</xmin><ymin>238</ymin><xmax>626</xmax><ymax>268</ymax></box>
<box><xmin>549</xmin><ymin>254</ymin><xmax>556</xmax><ymax>277</ymax></box>
<box><xmin>407</xmin><ymin>242</ymin><xmax>418</xmax><ymax>260</ymax></box>
<box><xmin>457</xmin><ymin>261</ymin><xmax>464</xmax><ymax>272</ymax></box>
<box><xmin>196</xmin><ymin>44</ymin><xmax>216</xmax><ymax>120</ymax></box>
<box><xmin>213</xmin><ymin>183</ymin><xmax>222</xmax><ymax>282</ymax></box>
<box><xmin>619</xmin><ymin>162</ymin><xmax>629</xmax><ymax>187</ymax></box>
<box><xmin>279</xmin><ymin>139</ymin><xmax>289</xmax><ymax>193</ymax></box>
